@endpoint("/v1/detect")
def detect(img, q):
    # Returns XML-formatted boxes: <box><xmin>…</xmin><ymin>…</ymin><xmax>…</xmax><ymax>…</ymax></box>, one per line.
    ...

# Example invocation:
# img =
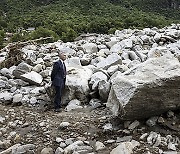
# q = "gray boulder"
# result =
<box><xmin>83</xmin><ymin>43</ymin><xmax>98</xmax><ymax>54</ymax></box>
<box><xmin>89</xmin><ymin>71</ymin><xmax>108</xmax><ymax>91</ymax></box>
<box><xmin>0</xmin><ymin>68</ymin><xmax>14</xmax><ymax>79</ymax></box>
<box><xmin>107</xmin><ymin>55</ymin><xmax>180</xmax><ymax>120</ymax></box>
<box><xmin>12</xmin><ymin>62</ymin><xmax>32</xmax><ymax>78</ymax></box>
<box><xmin>96</xmin><ymin>53</ymin><xmax>122</xmax><ymax>70</ymax></box>
<box><xmin>110</xmin><ymin>140</ymin><xmax>140</xmax><ymax>154</ymax></box>
<box><xmin>63</xmin><ymin>66</ymin><xmax>93</xmax><ymax>104</ymax></box>
<box><xmin>65</xmin><ymin>99</ymin><xmax>83</xmax><ymax>112</ymax></box>
<box><xmin>98</xmin><ymin>80</ymin><xmax>111</xmax><ymax>101</ymax></box>
<box><xmin>148</xmin><ymin>47</ymin><xmax>172</xmax><ymax>58</ymax></box>
<box><xmin>20</xmin><ymin>71</ymin><xmax>43</xmax><ymax>85</ymax></box>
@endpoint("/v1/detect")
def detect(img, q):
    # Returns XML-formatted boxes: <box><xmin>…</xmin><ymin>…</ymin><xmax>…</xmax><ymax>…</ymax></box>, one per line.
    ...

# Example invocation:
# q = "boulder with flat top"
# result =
<box><xmin>107</xmin><ymin>54</ymin><xmax>180</xmax><ymax>120</ymax></box>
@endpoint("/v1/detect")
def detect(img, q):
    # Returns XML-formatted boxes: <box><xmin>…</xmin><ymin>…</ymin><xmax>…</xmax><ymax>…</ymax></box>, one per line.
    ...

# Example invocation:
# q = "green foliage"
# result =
<box><xmin>10</xmin><ymin>33</ymin><xmax>27</xmax><ymax>42</ymax></box>
<box><xmin>0</xmin><ymin>30</ymin><xmax>5</xmax><ymax>48</ymax></box>
<box><xmin>0</xmin><ymin>0</ymin><xmax>179</xmax><ymax>43</ymax></box>
<box><xmin>61</xmin><ymin>27</ymin><xmax>77</xmax><ymax>42</ymax></box>
<box><xmin>29</xmin><ymin>27</ymin><xmax>59</xmax><ymax>42</ymax></box>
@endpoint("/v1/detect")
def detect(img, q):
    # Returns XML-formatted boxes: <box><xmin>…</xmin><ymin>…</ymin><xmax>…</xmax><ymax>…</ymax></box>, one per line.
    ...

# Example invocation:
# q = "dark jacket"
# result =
<box><xmin>51</xmin><ymin>60</ymin><xmax>66</xmax><ymax>87</ymax></box>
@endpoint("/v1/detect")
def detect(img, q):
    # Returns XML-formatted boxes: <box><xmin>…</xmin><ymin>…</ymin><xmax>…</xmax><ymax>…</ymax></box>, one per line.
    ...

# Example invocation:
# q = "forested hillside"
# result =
<box><xmin>0</xmin><ymin>0</ymin><xmax>179</xmax><ymax>47</ymax></box>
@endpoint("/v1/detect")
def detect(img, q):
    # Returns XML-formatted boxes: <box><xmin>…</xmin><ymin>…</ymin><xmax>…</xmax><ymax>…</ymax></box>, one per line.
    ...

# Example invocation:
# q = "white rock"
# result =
<box><xmin>89</xmin><ymin>71</ymin><xmax>108</xmax><ymax>91</ymax></box>
<box><xmin>59</xmin><ymin>122</ymin><xmax>70</xmax><ymax>128</ymax></box>
<box><xmin>21</xmin><ymin>71</ymin><xmax>43</xmax><ymax>85</ymax></box>
<box><xmin>32</xmin><ymin>64</ymin><xmax>44</xmax><ymax>73</ymax></box>
<box><xmin>65</xmin><ymin>57</ymin><xmax>81</xmax><ymax>67</ymax></box>
<box><xmin>39</xmin><ymin>122</ymin><xmax>46</xmax><ymax>127</ymax></box>
<box><xmin>168</xmin><ymin>142</ymin><xmax>176</xmax><ymax>151</ymax></box>
<box><xmin>0</xmin><ymin>68</ymin><xmax>13</xmax><ymax>78</ymax></box>
<box><xmin>56</xmin><ymin>137</ymin><xmax>64</xmax><ymax>143</ymax></box>
<box><xmin>116</xmin><ymin>136</ymin><xmax>132</xmax><ymax>143</ymax></box>
<box><xmin>65</xmin><ymin>99</ymin><xmax>83</xmax><ymax>112</ymax></box>
<box><xmin>148</xmin><ymin>46</ymin><xmax>172</xmax><ymax>58</ymax></box>
<box><xmin>0</xmin><ymin>116</ymin><xmax>5</xmax><ymax>124</ymax></box>
<box><xmin>65</xmin><ymin>67</ymin><xmax>93</xmax><ymax>104</ymax></box>
<box><xmin>98</xmin><ymin>80</ymin><xmax>111</xmax><ymax>101</ymax></box>
<box><xmin>35</xmin><ymin>58</ymin><xmax>44</xmax><ymax>64</ymax></box>
<box><xmin>146</xmin><ymin>116</ymin><xmax>158</xmax><ymax>127</ymax></box>
<box><xmin>103</xmin><ymin>123</ymin><xmax>113</xmax><ymax>131</ymax></box>
<box><xmin>96</xmin><ymin>53</ymin><xmax>122</xmax><ymax>70</ymax></box>
<box><xmin>110</xmin><ymin>140</ymin><xmax>140</xmax><ymax>154</ymax></box>
<box><xmin>83</xmin><ymin>43</ymin><xmax>98</xmax><ymax>54</ymax></box>
<box><xmin>128</xmin><ymin>120</ymin><xmax>140</xmax><ymax>130</ymax></box>
<box><xmin>95</xmin><ymin>141</ymin><xmax>105</xmax><ymax>151</ymax></box>
<box><xmin>13</xmin><ymin>94</ymin><xmax>23</xmax><ymax>103</ymax></box>
<box><xmin>65</xmin><ymin>138</ymin><xmax>74</xmax><ymax>145</ymax></box>
<box><xmin>12</xmin><ymin>144</ymin><xmax>35</xmax><ymax>154</ymax></box>
<box><xmin>60</xmin><ymin>142</ymin><xmax>66</xmax><ymax>148</ymax></box>
<box><xmin>55</xmin><ymin>147</ymin><xmax>64</xmax><ymax>154</ymax></box>
<box><xmin>41</xmin><ymin>147</ymin><xmax>54</xmax><ymax>154</ymax></box>
<box><xmin>140</xmin><ymin>133</ymin><xmax>148</xmax><ymax>140</ymax></box>
<box><xmin>29</xmin><ymin>97</ymin><xmax>37</xmax><ymax>104</ymax></box>
<box><xmin>107</xmin><ymin>54</ymin><xmax>180</xmax><ymax>119</ymax></box>
<box><xmin>64</xmin><ymin>141</ymin><xmax>84</xmax><ymax>154</ymax></box>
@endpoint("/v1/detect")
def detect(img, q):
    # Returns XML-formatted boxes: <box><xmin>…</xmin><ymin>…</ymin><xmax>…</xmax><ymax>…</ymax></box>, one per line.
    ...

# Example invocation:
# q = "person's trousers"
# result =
<box><xmin>54</xmin><ymin>86</ymin><xmax>62</xmax><ymax>109</ymax></box>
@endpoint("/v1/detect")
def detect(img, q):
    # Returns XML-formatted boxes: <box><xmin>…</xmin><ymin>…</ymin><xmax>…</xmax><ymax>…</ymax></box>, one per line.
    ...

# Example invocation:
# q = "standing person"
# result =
<box><xmin>51</xmin><ymin>51</ymin><xmax>67</xmax><ymax>112</ymax></box>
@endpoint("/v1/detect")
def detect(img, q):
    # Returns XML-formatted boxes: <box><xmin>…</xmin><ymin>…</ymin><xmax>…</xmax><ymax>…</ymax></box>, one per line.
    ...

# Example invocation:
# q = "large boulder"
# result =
<box><xmin>12</xmin><ymin>62</ymin><xmax>32</xmax><ymax>78</ymax></box>
<box><xmin>110</xmin><ymin>140</ymin><xmax>140</xmax><ymax>154</ymax></box>
<box><xmin>20</xmin><ymin>71</ymin><xmax>43</xmax><ymax>86</ymax></box>
<box><xmin>107</xmin><ymin>54</ymin><xmax>180</xmax><ymax>120</ymax></box>
<box><xmin>96</xmin><ymin>53</ymin><xmax>122</xmax><ymax>70</ymax></box>
<box><xmin>63</xmin><ymin>66</ymin><xmax>93</xmax><ymax>104</ymax></box>
<box><xmin>82</xmin><ymin>43</ymin><xmax>98</xmax><ymax>54</ymax></box>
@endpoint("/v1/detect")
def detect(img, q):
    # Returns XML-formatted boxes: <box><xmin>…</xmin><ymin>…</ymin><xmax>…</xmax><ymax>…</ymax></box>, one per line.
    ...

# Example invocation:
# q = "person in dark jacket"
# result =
<box><xmin>51</xmin><ymin>51</ymin><xmax>66</xmax><ymax>112</ymax></box>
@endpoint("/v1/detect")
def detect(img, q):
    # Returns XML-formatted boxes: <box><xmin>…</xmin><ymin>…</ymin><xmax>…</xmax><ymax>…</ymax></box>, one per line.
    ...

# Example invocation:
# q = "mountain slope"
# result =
<box><xmin>0</xmin><ymin>0</ymin><xmax>179</xmax><ymax>45</ymax></box>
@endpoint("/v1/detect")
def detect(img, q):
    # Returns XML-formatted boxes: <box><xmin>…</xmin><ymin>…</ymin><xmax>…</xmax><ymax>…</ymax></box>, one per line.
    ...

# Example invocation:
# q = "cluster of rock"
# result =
<box><xmin>0</xmin><ymin>24</ymin><xmax>180</xmax><ymax>119</ymax></box>
<box><xmin>0</xmin><ymin>105</ymin><xmax>179</xmax><ymax>154</ymax></box>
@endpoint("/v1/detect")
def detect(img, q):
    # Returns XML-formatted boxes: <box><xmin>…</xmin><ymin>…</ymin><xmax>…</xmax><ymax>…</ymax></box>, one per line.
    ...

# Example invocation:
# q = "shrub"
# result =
<box><xmin>61</xmin><ymin>27</ymin><xmax>77</xmax><ymax>42</ymax></box>
<box><xmin>29</xmin><ymin>27</ymin><xmax>59</xmax><ymax>42</ymax></box>
<box><xmin>10</xmin><ymin>33</ymin><xmax>27</xmax><ymax>42</ymax></box>
<box><xmin>0</xmin><ymin>30</ymin><xmax>5</xmax><ymax>48</ymax></box>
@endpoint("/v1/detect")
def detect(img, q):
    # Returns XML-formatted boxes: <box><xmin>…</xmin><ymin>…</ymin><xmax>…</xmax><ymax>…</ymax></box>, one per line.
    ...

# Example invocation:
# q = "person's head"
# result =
<box><xmin>58</xmin><ymin>51</ymin><xmax>66</xmax><ymax>61</ymax></box>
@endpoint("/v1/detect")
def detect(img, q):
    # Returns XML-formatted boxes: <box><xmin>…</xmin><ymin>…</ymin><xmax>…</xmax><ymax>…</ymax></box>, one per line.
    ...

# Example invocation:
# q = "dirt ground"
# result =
<box><xmin>0</xmin><ymin>104</ymin><xmax>179</xmax><ymax>154</ymax></box>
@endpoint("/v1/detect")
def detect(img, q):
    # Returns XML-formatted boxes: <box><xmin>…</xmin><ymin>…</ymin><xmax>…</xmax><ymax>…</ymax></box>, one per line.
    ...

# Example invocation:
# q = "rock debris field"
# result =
<box><xmin>0</xmin><ymin>24</ymin><xmax>180</xmax><ymax>154</ymax></box>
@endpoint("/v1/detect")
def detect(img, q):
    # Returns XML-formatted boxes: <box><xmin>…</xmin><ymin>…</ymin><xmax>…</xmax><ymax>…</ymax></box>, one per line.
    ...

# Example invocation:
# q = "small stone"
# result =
<box><xmin>56</xmin><ymin>137</ymin><xmax>63</xmax><ymax>143</ymax></box>
<box><xmin>59</xmin><ymin>122</ymin><xmax>70</xmax><ymax>128</ymax></box>
<box><xmin>39</xmin><ymin>122</ymin><xmax>46</xmax><ymax>127</ymax></box>
<box><xmin>12</xmin><ymin>144</ymin><xmax>35</xmax><ymax>154</ymax></box>
<box><xmin>13</xmin><ymin>94</ymin><xmax>23</xmax><ymax>103</ymax></box>
<box><xmin>124</xmin><ymin>121</ymin><xmax>131</xmax><ymax>128</ymax></box>
<box><xmin>146</xmin><ymin>116</ymin><xmax>158</xmax><ymax>127</ymax></box>
<box><xmin>116</xmin><ymin>136</ymin><xmax>132</xmax><ymax>143</ymax></box>
<box><xmin>158</xmin><ymin>117</ymin><xmax>165</xmax><ymax>124</ymax></box>
<box><xmin>60</xmin><ymin>142</ymin><xmax>66</xmax><ymax>148</ymax></box>
<box><xmin>140</xmin><ymin>133</ymin><xmax>148</xmax><ymax>140</ymax></box>
<box><xmin>0</xmin><ymin>116</ymin><xmax>5</xmax><ymax>124</ymax></box>
<box><xmin>128</xmin><ymin>120</ymin><xmax>140</xmax><ymax>130</ymax></box>
<box><xmin>103</xmin><ymin>123</ymin><xmax>113</xmax><ymax>131</ymax></box>
<box><xmin>167</xmin><ymin>111</ymin><xmax>174</xmax><ymax>118</ymax></box>
<box><xmin>95</xmin><ymin>141</ymin><xmax>105</xmax><ymax>151</ymax></box>
<box><xmin>168</xmin><ymin>142</ymin><xmax>176</xmax><ymax>151</ymax></box>
<box><xmin>65</xmin><ymin>138</ymin><xmax>74</xmax><ymax>145</ymax></box>
<box><xmin>55</xmin><ymin>147</ymin><xmax>64</xmax><ymax>154</ymax></box>
<box><xmin>41</xmin><ymin>147</ymin><xmax>54</xmax><ymax>154</ymax></box>
<box><xmin>105</xmin><ymin>140</ymin><xmax>116</xmax><ymax>144</ymax></box>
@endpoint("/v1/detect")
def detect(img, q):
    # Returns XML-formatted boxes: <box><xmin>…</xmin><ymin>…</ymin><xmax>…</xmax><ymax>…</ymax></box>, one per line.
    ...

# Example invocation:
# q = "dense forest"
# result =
<box><xmin>0</xmin><ymin>0</ymin><xmax>179</xmax><ymax>48</ymax></box>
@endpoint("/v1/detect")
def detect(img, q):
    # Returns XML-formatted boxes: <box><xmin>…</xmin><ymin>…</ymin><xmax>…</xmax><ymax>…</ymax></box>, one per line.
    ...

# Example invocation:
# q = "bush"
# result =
<box><xmin>10</xmin><ymin>33</ymin><xmax>27</xmax><ymax>42</ymax></box>
<box><xmin>29</xmin><ymin>27</ymin><xmax>59</xmax><ymax>42</ymax></box>
<box><xmin>61</xmin><ymin>27</ymin><xmax>77</xmax><ymax>42</ymax></box>
<box><xmin>0</xmin><ymin>30</ymin><xmax>5</xmax><ymax>48</ymax></box>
